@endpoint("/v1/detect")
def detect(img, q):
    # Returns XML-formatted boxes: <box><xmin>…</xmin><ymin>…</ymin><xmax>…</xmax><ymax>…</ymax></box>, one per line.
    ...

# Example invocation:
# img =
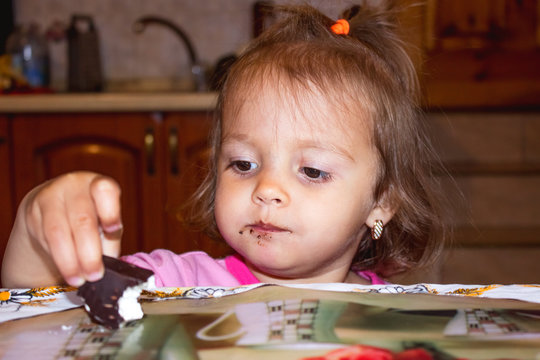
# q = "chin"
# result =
<box><xmin>251</xmin><ymin>257</ymin><xmax>304</xmax><ymax>278</ymax></box>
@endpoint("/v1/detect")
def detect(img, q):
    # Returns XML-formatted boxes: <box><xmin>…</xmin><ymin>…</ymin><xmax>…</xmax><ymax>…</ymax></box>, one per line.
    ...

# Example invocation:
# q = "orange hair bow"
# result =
<box><xmin>331</xmin><ymin>19</ymin><xmax>350</xmax><ymax>35</ymax></box>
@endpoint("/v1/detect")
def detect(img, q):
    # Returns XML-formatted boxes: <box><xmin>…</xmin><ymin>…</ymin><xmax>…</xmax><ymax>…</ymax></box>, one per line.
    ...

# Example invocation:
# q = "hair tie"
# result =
<box><xmin>331</xmin><ymin>19</ymin><xmax>350</xmax><ymax>35</ymax></box>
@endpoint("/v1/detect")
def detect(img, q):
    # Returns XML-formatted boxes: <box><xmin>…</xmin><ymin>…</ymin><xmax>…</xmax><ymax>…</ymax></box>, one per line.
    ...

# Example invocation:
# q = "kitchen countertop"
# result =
<box><xmin>0</xmin><ymin>92</ymin><xmax>218</xmax><ymax>113</ymax></box>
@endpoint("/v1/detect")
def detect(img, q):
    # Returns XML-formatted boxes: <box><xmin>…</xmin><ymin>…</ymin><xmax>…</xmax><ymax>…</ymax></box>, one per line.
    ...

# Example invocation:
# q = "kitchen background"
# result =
<box><xmin>1</xmin><ymin>0</ymin><xmax>540</xmax><ymax>284</ymax></box>
<box><xmin>10</xmin><ymin>0</ymin><xmax>367</xmax><ymax>92</ymax></box>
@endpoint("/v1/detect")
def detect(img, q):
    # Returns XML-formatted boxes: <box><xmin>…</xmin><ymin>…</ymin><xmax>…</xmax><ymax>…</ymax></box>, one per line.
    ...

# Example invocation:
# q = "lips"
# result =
<box><xmin>254</xmin><ymin>222</ymin><xmax>285</xmax><ymax>231</ymax></box>
<box><xmin>247</xmin><ymin>221</ymin><xmax>290</xmax><ymax>234</ymax></box>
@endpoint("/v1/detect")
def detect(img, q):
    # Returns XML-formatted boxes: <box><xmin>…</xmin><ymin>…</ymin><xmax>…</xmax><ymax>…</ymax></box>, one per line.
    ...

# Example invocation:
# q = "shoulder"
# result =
<box><xmin>353</xmin><ymin>270</ymin><xmax>388</xmax><ymax>285</ymax></box>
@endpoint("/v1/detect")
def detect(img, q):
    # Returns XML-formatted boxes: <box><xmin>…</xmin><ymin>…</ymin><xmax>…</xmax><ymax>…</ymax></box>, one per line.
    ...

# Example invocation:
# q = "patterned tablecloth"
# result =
<box><xmin>1</xmin><ymin>282</ymin><xmax>539</xmax><ymax>324</ymax></box>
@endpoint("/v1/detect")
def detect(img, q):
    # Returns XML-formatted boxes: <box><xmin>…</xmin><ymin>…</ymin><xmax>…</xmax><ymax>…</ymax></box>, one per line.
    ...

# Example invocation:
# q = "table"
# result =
<box><xmin>1</xmin><ymin>283</ymin><xmax>539</xmax><ymax>359</ymax></box>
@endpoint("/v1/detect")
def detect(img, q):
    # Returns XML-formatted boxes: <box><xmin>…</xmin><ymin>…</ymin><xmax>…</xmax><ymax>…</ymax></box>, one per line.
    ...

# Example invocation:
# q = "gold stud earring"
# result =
<box><xmin>371</xmin><ymin>220</ymin><xmax>384</xmax><ymax>240</ymax></box>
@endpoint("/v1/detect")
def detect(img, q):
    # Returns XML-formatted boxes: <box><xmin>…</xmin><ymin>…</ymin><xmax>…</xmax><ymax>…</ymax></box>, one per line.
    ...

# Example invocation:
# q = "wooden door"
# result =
<box><xmin>11</xmin><ymin>112</ymin><xmax>165</xmax><ymax>256</ymax></box>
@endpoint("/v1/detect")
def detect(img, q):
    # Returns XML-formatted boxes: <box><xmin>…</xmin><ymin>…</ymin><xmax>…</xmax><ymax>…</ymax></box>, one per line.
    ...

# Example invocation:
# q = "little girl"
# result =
<box><xmin>2</xmin><ymin>4</ymin><xmax>447</xmax><ymax>288</ymax></box>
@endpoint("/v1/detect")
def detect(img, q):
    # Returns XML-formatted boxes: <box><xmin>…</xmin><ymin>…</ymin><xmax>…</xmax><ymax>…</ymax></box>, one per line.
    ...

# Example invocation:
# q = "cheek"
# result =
<box><xmin>214</xmin><ymin>178</ymin><xmax>247</xmax><ymax>227</ymax></box>
<box><xmin>214</xmin><ymin>188</ymin><xmax>231</xmax><ymax>240</ymax></box>
<box><xmin>214</xmin><ymin>179</ymin><xmax>230</xmax><ymax>219</ymax></box>
<box><xmin>307</xmin><ymin>187</ymin><xmax>373</xmax><ymax>234</ymax></box>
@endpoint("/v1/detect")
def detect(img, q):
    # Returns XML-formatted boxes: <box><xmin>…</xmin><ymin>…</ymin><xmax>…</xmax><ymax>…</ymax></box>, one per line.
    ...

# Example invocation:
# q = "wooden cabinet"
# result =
<box><xmin>0</xmin><ymin>116</ymin><xmax>14</xmax><ymax>269</ymax></box>
<box><xmin>399</xmin><ymin>0</ymin><xmax>540</xmax><ymax>109</ymax></box>
<box><xmin>3</xmin><ymin>111</ymin><xmax>230</xmax><ymax>270</ymax></box>
<box><xmin>159</xmin><ymin>112</ymin><xmax>231</xmax><ymax>257</ymax></box>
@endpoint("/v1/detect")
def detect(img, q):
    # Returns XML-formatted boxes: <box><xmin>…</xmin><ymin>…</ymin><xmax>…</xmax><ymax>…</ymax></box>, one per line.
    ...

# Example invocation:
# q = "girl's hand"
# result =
<box><xmin>2</xmin><ymin>171</ymin><xmax>123</xmax><ymax>288</ymax></box>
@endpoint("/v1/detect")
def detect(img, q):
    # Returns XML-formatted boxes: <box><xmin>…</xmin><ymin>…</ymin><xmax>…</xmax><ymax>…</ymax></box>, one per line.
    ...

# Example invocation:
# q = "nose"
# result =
<box><xmin>252</xmin><ymin>170</ymin><xmax>290</xmax><ymax>207</ymax></box>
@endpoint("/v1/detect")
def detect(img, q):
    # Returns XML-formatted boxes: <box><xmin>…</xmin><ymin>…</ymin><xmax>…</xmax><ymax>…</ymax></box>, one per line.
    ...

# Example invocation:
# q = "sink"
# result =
<box><xmin>132</xmin><ymin>16</ymin><xmax>208</xmax><ymax>92</ymax></box>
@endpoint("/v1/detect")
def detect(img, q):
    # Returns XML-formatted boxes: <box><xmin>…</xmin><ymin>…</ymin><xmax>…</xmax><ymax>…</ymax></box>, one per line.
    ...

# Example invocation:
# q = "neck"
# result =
<box><xmin>246</xmin><ymin>262</ymin><xmax>370</xmax><ymax>285</ymax></box>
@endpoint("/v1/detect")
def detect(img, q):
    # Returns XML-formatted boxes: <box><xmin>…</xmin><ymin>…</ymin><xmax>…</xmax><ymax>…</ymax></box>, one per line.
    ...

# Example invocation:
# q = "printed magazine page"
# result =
<box><xmin>1</xmin><ymin>284</ymin><xmax>539</xmax><ymax>359</ymax></box>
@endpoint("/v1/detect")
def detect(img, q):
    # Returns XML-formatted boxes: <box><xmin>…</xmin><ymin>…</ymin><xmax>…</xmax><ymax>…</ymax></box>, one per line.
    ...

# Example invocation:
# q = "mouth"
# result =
<box><xmin>238</xmin><ymin>222</ymin><xmax>291</xmax><ymax>237</ymax></box>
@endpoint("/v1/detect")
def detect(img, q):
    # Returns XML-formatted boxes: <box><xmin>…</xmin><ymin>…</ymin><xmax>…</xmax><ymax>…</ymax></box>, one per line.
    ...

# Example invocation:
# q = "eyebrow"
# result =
<box><xmin>221</xmin><ymin>133</ymin><xmax>355</xmax><ymax>162</ymax></box>
<box><xmin>220</xmin><ymin>133</ymin><xmax>253</xmax><ymax>151</ymax></box>
<box><xmin>221</xmin><ymin>132</ymin><xmax>249</xmax><ymax>143</ymax></box>
<box><xmin>296</xmin><ymin>139</ymin><xmax>356</xmax><ymax>162</ymax></box>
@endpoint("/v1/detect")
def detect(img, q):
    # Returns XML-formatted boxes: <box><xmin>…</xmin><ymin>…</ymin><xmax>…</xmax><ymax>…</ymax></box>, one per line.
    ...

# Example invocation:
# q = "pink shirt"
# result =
<box><xmin>122</xmin><ymin>249</ymin><xmax>386</xmax><ymax>287</ymax></box>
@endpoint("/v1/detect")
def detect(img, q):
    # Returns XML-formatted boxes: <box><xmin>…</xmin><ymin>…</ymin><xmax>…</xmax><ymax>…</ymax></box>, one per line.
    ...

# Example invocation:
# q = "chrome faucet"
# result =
<box><xmin>133</xmin><ymin>16</ymin><xmax>206</xmax><ymax>92</ymax></box>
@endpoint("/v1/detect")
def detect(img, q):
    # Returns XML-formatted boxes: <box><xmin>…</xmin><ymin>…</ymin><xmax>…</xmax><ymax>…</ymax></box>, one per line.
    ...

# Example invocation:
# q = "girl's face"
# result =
<box><xmin>214</xmin><ymin>83</ymin><xmax>394</xmax><ymax>284</ymax></box>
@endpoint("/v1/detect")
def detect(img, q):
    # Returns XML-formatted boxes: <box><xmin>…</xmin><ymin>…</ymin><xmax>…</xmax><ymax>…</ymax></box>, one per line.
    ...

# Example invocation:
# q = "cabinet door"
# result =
<box><xmin>0</xmin><ymin>116</ymin><xmax>14</xmax><ymax>277</ymax></box>
<box><xmin>163</xmin><ymin>112</ymin><xmax>232</xmax><ymax>258</ymax></box>
<box><xmin>419</xmin><ymin>0</ymin><xmax>540</xmax><ymax>108</ymax></box>
<box><xmin>11</xmin><ymin>113</ymin><xmax>165</xmax><ymax>256</ymax></box>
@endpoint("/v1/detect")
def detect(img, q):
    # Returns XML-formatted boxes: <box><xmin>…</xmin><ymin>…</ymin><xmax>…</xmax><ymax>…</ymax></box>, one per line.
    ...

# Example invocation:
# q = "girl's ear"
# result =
<box><xmin>365</xmin><ymin>193</ymin><xmax>397</xmax><ymax>229</ymax></box>
<box><xmin>365</xmin><ymin>204</ymin><xmax>395</xmax><ymax>229</ymax></box>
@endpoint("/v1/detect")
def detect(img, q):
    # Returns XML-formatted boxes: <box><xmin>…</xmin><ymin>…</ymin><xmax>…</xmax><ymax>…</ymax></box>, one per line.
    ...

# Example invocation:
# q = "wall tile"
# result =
<box><xmin>427</xmin><ymin>112</ymin><xmax>525</xmax><ymax>164</ymax></box>
<box><xmin>450</xmin><ymin>176</ymin><xmax>540</xmax><ymax>227</ymax></box>
<box><xmin>525</xmin><ymin>116</ymin><xmax>540</xmax><ymax>162</ymax></box>
<box><xmin>441</xmin><ymin>247</ymin><xmax>540</xmax><ymax>284</ymax></box>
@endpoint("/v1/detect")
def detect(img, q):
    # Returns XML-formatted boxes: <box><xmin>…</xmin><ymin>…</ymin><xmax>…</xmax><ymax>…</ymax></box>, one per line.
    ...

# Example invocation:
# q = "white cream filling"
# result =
<box><xmin>118</xmin><ymin>275</ymin><xmax>155</xmax><ymax>322</ymax></box>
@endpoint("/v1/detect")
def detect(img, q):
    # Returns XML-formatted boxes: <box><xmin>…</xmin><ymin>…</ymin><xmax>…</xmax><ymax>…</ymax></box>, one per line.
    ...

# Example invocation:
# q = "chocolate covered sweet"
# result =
<box><xmin>77</xmin><ymin>255</ymin><xmax>155</xmax><ymax>329</ymax></box>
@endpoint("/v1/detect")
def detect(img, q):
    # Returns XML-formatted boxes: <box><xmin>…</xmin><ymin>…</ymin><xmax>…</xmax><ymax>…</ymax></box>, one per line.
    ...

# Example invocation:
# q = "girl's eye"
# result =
<box><xmin>231</xmin><ymin>160</ymin><xmax>258</xmax><ymax>172</ymax></box>
<box><xmin>301</xmin><ymin>167</ymin><xmax>331</xmax><ymax>181</ymax></box>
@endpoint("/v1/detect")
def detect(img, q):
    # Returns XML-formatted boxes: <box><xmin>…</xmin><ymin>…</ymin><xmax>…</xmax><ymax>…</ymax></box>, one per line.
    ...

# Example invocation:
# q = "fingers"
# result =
<box><xmin>91</xmin><ymin>176</ymin><xmax>122</xmax><ymax>233</ymax></box>
<box><xmin>100</xmin><ymin>226</ymin><xmax>122</xmax><ymax>258</ymax></box>
<box><xmin>42</xmin><ymin>200</ymin><xmax>90</xmax><ymax>287</ymax></box>
<box><xmin>91</xmin><ymin>176</ymin><xmax>122</xmax><ymax>258</ymax></box>
<box><xmin>66</xmin><ymin>185</ymin><xmax>105</xmax><ymax>283</ymax></box>
<box><xmin>28</xmin><ymin>172</ymin><xmax>123</xmax><ymax>287</ymax></box>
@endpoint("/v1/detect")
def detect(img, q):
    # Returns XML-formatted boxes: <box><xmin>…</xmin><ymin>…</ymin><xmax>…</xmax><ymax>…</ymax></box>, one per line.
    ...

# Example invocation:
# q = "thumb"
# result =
<box><xmin>99</xmin><ymin>225</ymin><xmax>122</xmax><ymax>257</ymax></box>
<box><xmin>91</xmin><ymin>175</ymin><xmax>122</xmax><ymax>257</ymax></box>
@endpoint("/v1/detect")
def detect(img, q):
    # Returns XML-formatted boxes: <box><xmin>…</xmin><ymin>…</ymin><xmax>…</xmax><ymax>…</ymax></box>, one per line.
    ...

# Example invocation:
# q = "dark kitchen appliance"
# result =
<box><xmin>67</xmin><ymin>14</ymin><xmax>103</xmax><ymax>92</ymax></box>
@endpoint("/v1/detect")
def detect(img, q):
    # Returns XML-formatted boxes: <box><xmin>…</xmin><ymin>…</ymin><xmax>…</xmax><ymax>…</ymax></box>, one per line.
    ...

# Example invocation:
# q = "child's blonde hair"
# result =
<box><xmin>187</xmin><ymin>3</ymin><xmax>448</xmax><ymax>278</ymax></box>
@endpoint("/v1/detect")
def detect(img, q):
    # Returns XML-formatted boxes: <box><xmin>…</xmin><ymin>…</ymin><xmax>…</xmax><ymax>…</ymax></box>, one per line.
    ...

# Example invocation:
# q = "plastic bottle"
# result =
<box><xmin>6</xmin><ymin>23</ymin><xmax>50</xmax><ymax>88</ymax></box>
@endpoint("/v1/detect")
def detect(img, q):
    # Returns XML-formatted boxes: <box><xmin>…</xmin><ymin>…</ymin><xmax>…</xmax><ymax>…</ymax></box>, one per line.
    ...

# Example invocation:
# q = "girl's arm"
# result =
<box><xmin>1</xmin><ymin>171</ymin><xmax>123</xmax><ymax>288</ymax></box>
